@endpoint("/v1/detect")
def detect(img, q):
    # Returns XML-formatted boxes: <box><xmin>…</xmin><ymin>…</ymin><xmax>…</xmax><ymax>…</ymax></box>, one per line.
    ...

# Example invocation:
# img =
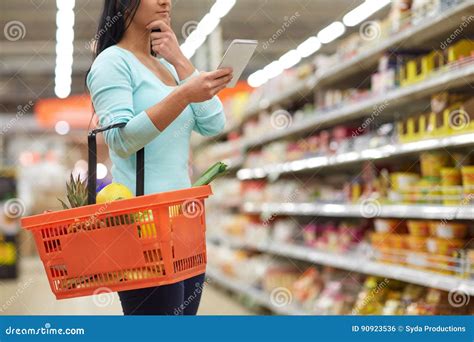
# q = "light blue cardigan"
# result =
<box><xmin>86</xmin><ymin>45</ymin><xmax>225</xmax><ymax>194</ymax></box>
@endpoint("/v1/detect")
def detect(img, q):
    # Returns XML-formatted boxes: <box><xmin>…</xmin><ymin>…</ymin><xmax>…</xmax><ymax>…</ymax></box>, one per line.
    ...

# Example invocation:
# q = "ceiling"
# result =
<box><xmin>0</xmin><ymin>0</ymin><xmax>369</xmax><ymax>113</ymax></box>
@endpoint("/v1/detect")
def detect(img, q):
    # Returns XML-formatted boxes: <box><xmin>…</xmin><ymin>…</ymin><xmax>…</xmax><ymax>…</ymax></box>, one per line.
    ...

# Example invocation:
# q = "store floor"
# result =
<box><xmin>0</xmin><ymin>258</ymin><xmax>253</xmax><ymax>316</ymax></box>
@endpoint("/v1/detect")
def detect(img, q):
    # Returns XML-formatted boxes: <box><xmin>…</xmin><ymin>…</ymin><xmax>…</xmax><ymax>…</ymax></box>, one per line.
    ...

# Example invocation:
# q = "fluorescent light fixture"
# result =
<box><xmin>343</xmin><ymin>0</ymin><xmax>391</xmax><ymax>27</ymax></box>
<box><xmin>263</xmin><ymin>61</ymin><xmax>284</xmax><ymax>79</ymax></box>
<box><xmin>197</xmin><ymin>13</ymin><xmax>221</xmax><ymax>36</ymax></box>
<box><xmin>279</xmin><ymin>49</ymin><xmax>301</xmax><ymax>69</ymax></box>
<box><xmin>54</xmin><ymin>0</ymin><xmax>75</xmax><ymax>98</ymax></box>
<box><xmin>210</xmin><ymin>0</ymin><xmax>236</xmax><ymax>18</ymax></box>
<box><xmin>317</xmin><ymin>21</ymin><xmax>345</xmax><ymax>44</ymax></box>
<box><xmin>180</xmin><ymin>0</ymin><xmax>235</xmax><ymax>59</ymax></box>
<box><xmin>248</xmin><ymin>70</ymin><xmax>268</xmax><ymax>88</ymax></box>
<box><xmin>296</xmin><ymin>36</ymin><xmax>321</xmax><ymax>58</ymax></box>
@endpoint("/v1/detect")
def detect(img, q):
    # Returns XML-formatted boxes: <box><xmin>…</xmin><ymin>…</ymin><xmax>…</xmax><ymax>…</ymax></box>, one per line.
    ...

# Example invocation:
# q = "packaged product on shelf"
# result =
<box><xmin>389</xmin><ymin>0</ymin><xmax>413</xmax><ymax>33</ymax></box>
<box><xmin>272</xmin><ymin>219</ymin><xmax>299</xmax><ymax>243</ymax></box>
<box><xmin>292</xmin><ymin>267</ymin><xmax>323</xmax><ymax>308</ymax></box>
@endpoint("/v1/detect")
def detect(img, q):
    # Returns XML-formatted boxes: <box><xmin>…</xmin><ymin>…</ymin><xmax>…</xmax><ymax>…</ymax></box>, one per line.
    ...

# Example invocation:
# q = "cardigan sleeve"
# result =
<box><xmin>87</xmin><ymin>52</ymin><xmax>161</xmax><ymax>158</ymax></box>
<box><xmin>161</xmin><ymin>61</ymin><xmax>226</xmax><ymax>137</ymax></box>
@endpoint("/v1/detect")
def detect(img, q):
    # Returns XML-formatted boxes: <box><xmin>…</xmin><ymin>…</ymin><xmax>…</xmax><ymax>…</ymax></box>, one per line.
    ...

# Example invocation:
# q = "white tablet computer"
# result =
<box><xmin>217</xmin><ymin>39</ymin><xmax>258</xmax><ymax>88</ymax></box>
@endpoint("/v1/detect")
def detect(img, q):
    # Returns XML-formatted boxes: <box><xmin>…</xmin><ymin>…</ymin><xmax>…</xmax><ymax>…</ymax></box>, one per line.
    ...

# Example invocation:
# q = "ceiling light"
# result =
<box><xmin>210</xmin><ymin>0</ymin><xmax>236</xmax><ymax>19</ymax></box>
<box><xmin>279</xmin><ymin>50</ymin><xmax>301</xmax><ymax>69</ymax></box>
<box><xmin>296</xmin><ymin>36</ymin><xmax>321</xmax><ymax>58</ymax></box>
<box><xmin>317</xmin><ymin>21</ymin><xmax>345</xmax><ymax>44</ymax></box>
<box><xmin>343</xmin><ymin>0</ymin><xmax>391</xmax><ymax>27</ymax></box>
<box><xmin>248</xmin><ymin>70</ymin><xmax>268</xmax><ymax>88</ymax></box>
<box><xmin>263</xmin><ymin>61</ymin><xmax>284</xmax><ymax>79</ymax></box>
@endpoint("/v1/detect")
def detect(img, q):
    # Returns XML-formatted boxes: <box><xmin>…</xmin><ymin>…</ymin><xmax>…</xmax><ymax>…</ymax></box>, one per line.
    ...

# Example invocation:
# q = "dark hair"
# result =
<box><xmin>85</xmin><ymin>0</ymin><xmax>141</xmax><ymax>82</ymax></box>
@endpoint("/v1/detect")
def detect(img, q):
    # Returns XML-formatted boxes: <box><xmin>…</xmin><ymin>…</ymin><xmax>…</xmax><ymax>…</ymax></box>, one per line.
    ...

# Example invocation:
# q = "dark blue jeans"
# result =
<box><xmin>118</xmin><ymin>273</ymin><xmax>206</xmax><ymax>315</ymax></box>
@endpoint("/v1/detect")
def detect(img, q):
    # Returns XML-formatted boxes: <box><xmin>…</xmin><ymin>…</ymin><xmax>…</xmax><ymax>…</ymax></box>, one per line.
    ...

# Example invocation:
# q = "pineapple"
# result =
<box><xmin>58</xmin><ymin>174</ymin><xmax>107</xmax><ymax>233</ymax></box>
<box><xmin>58</xmin><ymin>173</ymin><xmax>88</xmax><ymax>210</ymax></box>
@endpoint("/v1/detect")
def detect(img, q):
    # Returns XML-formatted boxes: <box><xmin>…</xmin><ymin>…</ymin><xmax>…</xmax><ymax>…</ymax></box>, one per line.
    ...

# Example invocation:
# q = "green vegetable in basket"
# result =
<box><xmin>192</xmin><ymin>162</ymin><xmax>228</xmax><ymax>187</ymax></box>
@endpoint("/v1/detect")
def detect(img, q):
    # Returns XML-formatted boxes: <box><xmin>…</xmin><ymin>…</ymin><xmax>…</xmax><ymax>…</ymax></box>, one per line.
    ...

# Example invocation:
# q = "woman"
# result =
<box><xmin>86</xmin><ymin>0</ymin><xmax>233</xmax><ymax>315</ymax></box>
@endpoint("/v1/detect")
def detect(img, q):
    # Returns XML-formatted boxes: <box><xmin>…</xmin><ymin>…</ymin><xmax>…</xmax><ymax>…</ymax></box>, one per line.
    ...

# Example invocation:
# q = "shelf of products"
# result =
<box><xmin>207</xmin><ymin>267</ymin><xmax>308</xmax><ymax>315</ymax></box>
<box><xmin>193</xmin><ymin>0</ymin><xmax>474</xmax><ymax>316</ymax></box>
<box><xmin>238</xmin><ymin>133</ymin><xmax>474</xmax><ymax>180</ymax></box>
<box><xmin>208</xmin><ymin>241</ymin><xmax>474</xmax><ymax>315</ymax></box>
<box><xmin>242</xmin><ymin>60</ymin><xmax>474</xmax><ymax>149</ymax></box>
<box><xmin>197</xmin><ymin>1</ymin><xmax>474</xmax><ymax>146</ymax></box>
<box><xmin>0</xmin><ymin>168</ymin><xmax>19</xmax><ymax>279</ymax></box>
<box><xmin>242</xmin><ymin>202</ymin><xmax>474</xmax><ymax>220</ymax></box>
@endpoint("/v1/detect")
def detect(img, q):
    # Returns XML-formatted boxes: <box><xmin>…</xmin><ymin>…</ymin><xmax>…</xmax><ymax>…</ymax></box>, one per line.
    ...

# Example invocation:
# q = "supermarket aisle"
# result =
<box><xmin>0</xmin><ymin>258</ymin><xmax>253</xmax><ymax>315</ymax></box>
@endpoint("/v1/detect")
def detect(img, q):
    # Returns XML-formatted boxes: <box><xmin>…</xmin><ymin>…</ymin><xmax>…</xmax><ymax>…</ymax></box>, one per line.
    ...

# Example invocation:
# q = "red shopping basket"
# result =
<box><xmin>20</xmin><ymin>123</ymin><xmax>212</xmax><ymax>299</ymax></box>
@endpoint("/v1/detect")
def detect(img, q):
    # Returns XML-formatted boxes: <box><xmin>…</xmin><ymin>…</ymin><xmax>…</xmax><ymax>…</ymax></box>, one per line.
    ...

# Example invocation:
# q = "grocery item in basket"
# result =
<box><xmin>57</xmin><ymin>174</ymin><xmax>88</xmax><ymax>209</ymax></box>
<box><xmin>96</xmin><ymin>183</ymin><xmax>134</xmax><ymax>204</ymax></box>
<box><xmin>192</xmin><ymin>162</ymin><xmax>228</xmax><ymax>186</ymax></box>
<box><xmin>406</xmin><ymin>220</ymin><xmax>430</xmax><ymax>237</ymax></box>
<box><xmin>428</xmin><ymin>221</ymin><xmax>468</xmax><ymax>239</ymax></box>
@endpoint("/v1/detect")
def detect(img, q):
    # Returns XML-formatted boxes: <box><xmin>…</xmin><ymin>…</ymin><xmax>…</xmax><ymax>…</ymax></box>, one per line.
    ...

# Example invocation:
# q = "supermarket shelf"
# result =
<box><xmin>317</xmin><ymin>1</ymin><xmax>474</xmax><ymax>85</ymax></box>
<box><xmin>208</xmin><ymin>2</ymin><xmax>474</xmax><ymax>140</ymax></box>
<box><xmin>208</xmin><ymin>236</ymin><xmax>474</xmax><ymax>295</ymax></box>
<box><xmin>241</xmin><ymin>202</ymin><xmax>474</xmax><ymax>220</ymax></box>
<box><xmin>242</xmin><ymin>76</ymin><xmax>317</xmax><ymax>121</ymax></box>
<box><xmin>243</xmin><ymin>62</ymin><xmax>474</xmax><ymax>149</ymax></box>
<box><xmin>237</xmin><ymin>133</ymin><xmax>474</xmax><ymax>180</ymax></box>
<box><xmin>206</xmin><ymin>267</ymin><xmax>309</xmax><ymax>315</ymax></box>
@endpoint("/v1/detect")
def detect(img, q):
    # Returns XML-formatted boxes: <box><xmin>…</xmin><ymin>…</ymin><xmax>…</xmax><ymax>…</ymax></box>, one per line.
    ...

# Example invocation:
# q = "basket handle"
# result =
<box><xmin>87</xmin><ymin>123</ymin><xmax>145</xmax><ymax>205</ymax></box>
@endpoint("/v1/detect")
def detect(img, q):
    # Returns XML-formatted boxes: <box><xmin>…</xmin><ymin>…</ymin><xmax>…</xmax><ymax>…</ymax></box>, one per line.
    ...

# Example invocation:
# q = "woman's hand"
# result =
<box><xmin>181</xmin><ymin>68</ymin><xmax>233</xmax><ymax>103</ymax></box>
<box><xmin>147</xmin><ymin>20</ymin><xmax>185</xmax><ymax>66</ymax></box>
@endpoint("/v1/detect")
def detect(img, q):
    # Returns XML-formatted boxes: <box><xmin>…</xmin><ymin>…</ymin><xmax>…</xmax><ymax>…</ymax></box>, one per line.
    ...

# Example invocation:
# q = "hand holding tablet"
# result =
<box><xmin>217</xmin><ymin>39</ymin><xmax>258</xmax><ymax>88</ymax></box>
